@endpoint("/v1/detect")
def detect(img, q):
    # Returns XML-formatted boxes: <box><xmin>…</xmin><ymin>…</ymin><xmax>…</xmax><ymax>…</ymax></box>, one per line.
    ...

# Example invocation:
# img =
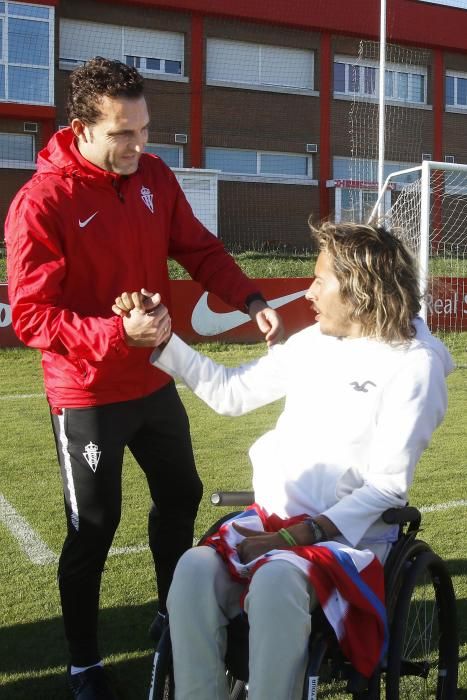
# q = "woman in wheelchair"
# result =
<box><xmin>149</xmin><ymin>223</ymin><xmax>454</xmax><ymax>700</ymax></box>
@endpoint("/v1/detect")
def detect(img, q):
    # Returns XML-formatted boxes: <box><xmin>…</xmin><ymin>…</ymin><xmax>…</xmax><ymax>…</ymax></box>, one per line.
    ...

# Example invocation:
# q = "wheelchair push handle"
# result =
<box><xmin>211</xmin><ymin>491</ymin><xmax>255</xmax><ymax>506</ymax></box>
<box><xmin>210</xmin><ymin>492</ymin><xmax>422</xmax><ymax>532</ymax></box>
<box><xmin>382</xmin><ymin>505</ymin><xmax>421</xmax><ymax>527</ymax></box>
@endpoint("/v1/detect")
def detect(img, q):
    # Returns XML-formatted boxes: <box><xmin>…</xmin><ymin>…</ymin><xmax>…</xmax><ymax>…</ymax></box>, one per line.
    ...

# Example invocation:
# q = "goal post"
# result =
<box><xmin>367</xmin><ymin>162</ymin><xmax>430</xmax><ymax>317</ymax></box>
<box><xmin>367</xmin><ymin>160</ymin><xmax>467</xmax><ymax>355</ymax></box>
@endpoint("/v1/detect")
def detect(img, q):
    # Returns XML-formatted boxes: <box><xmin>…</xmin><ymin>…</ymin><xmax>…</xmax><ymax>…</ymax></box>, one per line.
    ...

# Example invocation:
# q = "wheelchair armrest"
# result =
<box><xmin>211</xmin><ymin>491</ymin><xmax>255</xmax><ymax>506</ymax></box>
<box><xmin>382</xmin><ymin>506</ymin><xmax>421</xmax><ymax>526</ymax></box>
<box><xmin>211</xmin><ymin>496</ymin><xmax>422</xmax><ymax>530</ymax></box>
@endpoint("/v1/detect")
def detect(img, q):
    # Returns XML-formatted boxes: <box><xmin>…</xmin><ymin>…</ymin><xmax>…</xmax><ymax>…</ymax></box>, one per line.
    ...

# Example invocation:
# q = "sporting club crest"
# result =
<box><xmin>83</xmin><ymin>441</ymin><xmax>101</xmax><ymax>472</ymax></box>
<box><xmin>141</xmin><ymin>185</ymin><xmax>154</xmax><ymax>213</ymax></box>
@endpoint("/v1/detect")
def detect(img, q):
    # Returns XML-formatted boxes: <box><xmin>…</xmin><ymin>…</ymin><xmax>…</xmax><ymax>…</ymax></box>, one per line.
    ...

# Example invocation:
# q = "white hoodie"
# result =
<box><xmin>151</xmin><ymin>318</ymin><xmax>453</xmax><ymax>549</ymax></box>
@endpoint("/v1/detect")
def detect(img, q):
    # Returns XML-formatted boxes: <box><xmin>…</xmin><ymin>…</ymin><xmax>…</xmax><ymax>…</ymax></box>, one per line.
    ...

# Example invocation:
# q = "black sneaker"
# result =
<box><xmin>148</xmin><ymin>611</ymin><xmax>168</xmax><ymax>645</ymax></box>
<box><xmin>67</xmin><ymin>665</ymin><xmax>117</xmax><ymax>699</ymax></box>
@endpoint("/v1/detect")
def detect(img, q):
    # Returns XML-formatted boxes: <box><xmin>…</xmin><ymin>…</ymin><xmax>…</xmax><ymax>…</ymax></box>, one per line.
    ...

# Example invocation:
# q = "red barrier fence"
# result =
<box><xmin>1</xmin><ymin>277</ymin><xmax>466</xmax><ymax>348</ymax></box>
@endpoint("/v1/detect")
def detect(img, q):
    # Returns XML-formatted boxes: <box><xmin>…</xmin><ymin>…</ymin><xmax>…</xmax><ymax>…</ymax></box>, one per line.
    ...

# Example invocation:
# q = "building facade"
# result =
<box><xmin>1</xmin><ymin>0</ymin><xmax>467</xmax><ymax>250</ymax></box>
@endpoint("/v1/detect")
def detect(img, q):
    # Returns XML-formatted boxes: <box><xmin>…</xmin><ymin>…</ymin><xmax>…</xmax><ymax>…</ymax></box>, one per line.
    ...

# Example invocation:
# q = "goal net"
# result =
<box><xmin>347</xmin><ymin>40</ymin><xmax>430</xmax><ymax>189</ymax></box>
<box><xmin>333</xmin><ymin>39</ymin><xmax>432</xmax><ymax>226</ymax></box>
<box><xmin>369</xmin><ymin>161</ymin><xmax>467</xmax><ymax>358</ymax></box>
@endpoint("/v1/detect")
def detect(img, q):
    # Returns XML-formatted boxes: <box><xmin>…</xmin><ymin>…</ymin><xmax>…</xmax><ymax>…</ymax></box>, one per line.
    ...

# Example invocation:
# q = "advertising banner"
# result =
<box><xmin>170</xmin><ymin>278</ymin><xmax>313</xmax><ymax>343</ymax></box>
<box><xmin>0</xmin><ymin>285</ymin><xmax>17</xmax><ymax>348</ymax></box>
<box><xmin>1</xmin><ymin>277</ymin><xmax>466</xmax><ymax>349</ymax></box>
<box><xmin>427</xmin><ymin>277</ymin><xmax>467</xmax><ymax>331</ymax></box>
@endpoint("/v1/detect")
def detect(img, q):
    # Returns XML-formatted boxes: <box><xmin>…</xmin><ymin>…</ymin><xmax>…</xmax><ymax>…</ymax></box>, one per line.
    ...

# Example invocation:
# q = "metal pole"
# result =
<box><xmin>419</xmin><ymin>160</ymin><xmax>431</xmax><ymax>321</ymax></box>
<box><xmin>377</xmin><ymin>0</ymin><xmax>387</xmax><ymax>219</ymax></box>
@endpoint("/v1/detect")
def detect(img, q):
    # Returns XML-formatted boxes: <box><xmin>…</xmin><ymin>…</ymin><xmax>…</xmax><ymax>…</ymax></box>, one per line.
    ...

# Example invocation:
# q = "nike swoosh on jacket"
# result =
<box><xmin>78</xmin><ymin>211</ymin><xmax>99</xmax><ymax>228</ymax></box>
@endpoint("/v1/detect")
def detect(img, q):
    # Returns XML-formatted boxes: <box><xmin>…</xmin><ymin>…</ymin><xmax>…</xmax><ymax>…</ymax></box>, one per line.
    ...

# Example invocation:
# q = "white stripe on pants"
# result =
<box><xmin>167</xmin><ymin>546</ymin><xmax>317</xmax><ymax>700</ymax></box>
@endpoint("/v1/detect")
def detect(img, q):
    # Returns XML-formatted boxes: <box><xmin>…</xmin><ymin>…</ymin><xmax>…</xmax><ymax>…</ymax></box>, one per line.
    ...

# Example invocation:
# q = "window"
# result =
<box><xmin>146</xmin><ymin>144</ymin><xmax>183</xmax><ymax>168</ymax></box>
<box><xmin>333</xmin><ymin>157</ymin><xmax>418</xmax><ymax>222</ymax></box>
<box><xmin>445</xmin><ymin>71</ymin><xmax>467</xmax><ymax>109</ymax></box>
<box><xmin>335</xmin><ymin>187</ymin><xmax>390</xmax><ymax>224</ymax></box>
<box><xmin>59</xmin><ymin>20</ymin><xmax>185</xmax><ymax>80</ymax></box>
<box><xmin>445</xmin><ymin>169</ymin><xmax>467</xmax><ymax>195</ymax></box>
<box><xmin>0</xmin><ymin>2</ymin><xmax>54</xmax><ymax>104</ymax></box>
<box><xmin>206</xmin><ymin>38</ymin><xmax>313</xmax><ymax>92</ymax></box>
<box><xmin>126</xmin><ymin>56</ymin><xmax>181</xmax><ymax>75</ymax></box>
<box><xmin>333</xmin><ymin>156</ymin><xmax>419</xmax><ymax>185</ymax></box>
<box><xmin>334</xmin><ymin>56</ymin><xmax>427</xmax><ymax>104</ymax></box>
<box><xmin>205</xmin><ymin>148</ymin><xmax>312</xmax><ymax>178</ymax></box>
<box><xmin>0</xmin><ymin>132</ymin><xmax>35</xmax><ymax>167</ymax></box>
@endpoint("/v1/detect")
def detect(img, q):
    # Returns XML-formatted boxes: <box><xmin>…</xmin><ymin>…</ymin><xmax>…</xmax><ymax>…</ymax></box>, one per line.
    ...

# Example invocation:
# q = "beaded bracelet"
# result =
<box><xmin>278</xmin><ymin>528</ymin><xmax>297</xmax><ymax>547</ymax></box>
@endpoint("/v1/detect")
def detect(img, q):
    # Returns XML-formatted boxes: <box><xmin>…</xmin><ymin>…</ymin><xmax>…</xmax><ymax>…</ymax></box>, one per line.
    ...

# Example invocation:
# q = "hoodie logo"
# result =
<box><xmin>79</xmin><ymin>211</ymin><xmax>99</xmax><ymax>228</ymax></box>
<box><xmin>83</xmin><ymin>441</ymin><xmax>101</xmax><ymax>472</ymax></box>
<box><xmin>350</xmin><ymin>380</ymin><xmax>376</xmax><ymax>393</ymax></box>
<box><xmin>141</xmin><ymin>185</ymin><xmax>154</xmax><ymax>213</ymax></box>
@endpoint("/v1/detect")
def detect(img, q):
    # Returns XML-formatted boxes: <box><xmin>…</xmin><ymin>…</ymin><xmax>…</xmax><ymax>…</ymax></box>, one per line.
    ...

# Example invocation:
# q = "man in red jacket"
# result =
<box><xmin>5</xmin><ymin>57</ymin><xmax>282</xmax><ymax>700</ymax></box>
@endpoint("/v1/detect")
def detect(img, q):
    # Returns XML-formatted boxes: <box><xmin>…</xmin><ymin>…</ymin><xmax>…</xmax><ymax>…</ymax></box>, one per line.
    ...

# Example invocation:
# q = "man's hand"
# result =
<box><xmin>232</xmin><ymin>523</ymin><xmax>284</xmax><ymax>564</ymax></box>
<box><xmin>247</xmin><ymin>300</ymin><xmax>284</xmax><ymax>347</ymax></box>
<box><xmin>113</xmin><ymin>288</ymin><xmax>161</xmax><ymax>317</ymax></box>
<box><xmin>121</xmin><ymin>301</ymin><xmax>171</xmax><ymax>348</ymax></box>
<box><xmin>112</xmin><ymin>288</ymin><xmax>171</xmax><ymax>347</ymax></box>
<box><xmin>233</xmin><ymin>517</ymin><xmax>339</xmax><ymax>562</ymax></box>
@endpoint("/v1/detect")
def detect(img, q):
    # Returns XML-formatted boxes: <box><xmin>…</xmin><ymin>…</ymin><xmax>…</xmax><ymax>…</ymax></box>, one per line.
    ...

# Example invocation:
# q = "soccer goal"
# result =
<box><xmin>368</xmin><ymin>160</ymin><xmax>467</xmax><ymax>356</ymax></box>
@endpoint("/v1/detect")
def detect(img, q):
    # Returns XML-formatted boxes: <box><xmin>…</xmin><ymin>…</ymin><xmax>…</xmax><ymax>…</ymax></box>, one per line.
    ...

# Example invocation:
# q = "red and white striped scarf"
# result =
<box><xmin>204</xmin><ymin>504</ymin><xmax>388</xmax><ymax>678</ymax></box>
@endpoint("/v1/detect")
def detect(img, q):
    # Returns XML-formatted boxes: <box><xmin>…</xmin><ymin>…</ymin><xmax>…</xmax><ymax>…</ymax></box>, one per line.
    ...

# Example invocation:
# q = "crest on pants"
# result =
<box><xmin>141</xmin><ymin>185</ymin><xmax>154</xmax><ymax>213</ymax></box>
<box><xmin>83</xmin><ymin>441</ymin><xmax>101</xmax><ymax>472</ymax></box>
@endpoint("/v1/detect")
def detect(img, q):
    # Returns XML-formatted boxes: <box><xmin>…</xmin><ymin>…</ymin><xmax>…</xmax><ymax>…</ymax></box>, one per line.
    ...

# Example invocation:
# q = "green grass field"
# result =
<box><xmin>0</xmin><ymin>340</ymin><xmax>465</xmax><ymax>699</ymax></box>
<box><xmin>1</xmin><ymin>249</ymin><xmax>467</xmax><ymax>284</ymax></box>
<box><xmin>167</xmin><ymin>251</ymin><xmax>467</xmax><ymax>280</ymax></box>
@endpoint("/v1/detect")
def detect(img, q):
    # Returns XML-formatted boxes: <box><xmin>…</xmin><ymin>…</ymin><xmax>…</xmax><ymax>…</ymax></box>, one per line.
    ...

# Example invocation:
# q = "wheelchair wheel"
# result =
<box><xmin>149</xmin><ymin>624</ymin><xmax>247</xmax><ymax>700</ymax></box>
<box><xmin>385</xmin><ymin>549</ymin><xmax>458</xmax><ymax>700</ymax></box>
<box><xmin>149</xmin><ymin>625</ymin><xmax>174</xmax><ymax>700</ymax></box>
<box><xmin>227</xmin><ymin>672</ymin><xmax>248</xmax><ymax>699</ymax></box>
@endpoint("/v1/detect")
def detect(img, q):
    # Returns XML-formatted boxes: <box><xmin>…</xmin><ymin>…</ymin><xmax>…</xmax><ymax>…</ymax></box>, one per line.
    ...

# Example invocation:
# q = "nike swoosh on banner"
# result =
<box><xmin>78</xmin><ymin>211</ymin><xmax>99</xmax><ymax>228</ymax></box>
<box><xmin>191</xmin><ymin>289</ymin><xmax>308</xmax><ymax>336</ymax></box>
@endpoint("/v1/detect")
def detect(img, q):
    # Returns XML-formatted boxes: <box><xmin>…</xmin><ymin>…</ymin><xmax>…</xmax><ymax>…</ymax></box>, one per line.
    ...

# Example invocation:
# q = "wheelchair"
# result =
<box><xmin>149</xmin><ymin>491</ymin><xmax>459</xmax><ymax>700</ymax></box>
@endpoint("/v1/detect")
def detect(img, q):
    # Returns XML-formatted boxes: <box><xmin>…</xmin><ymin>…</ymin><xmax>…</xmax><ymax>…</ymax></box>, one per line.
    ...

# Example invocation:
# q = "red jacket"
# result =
<box><xmin>5</xmin><ymin>128</ymin><xmax>259</xmax><ymax>408</ymax></box>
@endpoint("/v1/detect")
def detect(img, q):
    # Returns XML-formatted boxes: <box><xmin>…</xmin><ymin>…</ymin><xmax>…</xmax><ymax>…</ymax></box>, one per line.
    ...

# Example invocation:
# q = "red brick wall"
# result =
<box><xmin>2</xmin><ymin>0</ymin><xmax>467</xmax><ymax>245</ymax></box>
<box><xmin>218</xmin><ymin>181</ymin><xmax>318</xmax><ymax>250</ymax></box>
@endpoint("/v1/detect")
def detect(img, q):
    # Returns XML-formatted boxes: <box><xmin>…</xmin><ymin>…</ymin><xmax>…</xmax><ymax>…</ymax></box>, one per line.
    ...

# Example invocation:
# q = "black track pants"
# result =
<box><xmin>51</xmin><ymin>381</ymin><xmax>202</xmax><ymax>666</ymax></box>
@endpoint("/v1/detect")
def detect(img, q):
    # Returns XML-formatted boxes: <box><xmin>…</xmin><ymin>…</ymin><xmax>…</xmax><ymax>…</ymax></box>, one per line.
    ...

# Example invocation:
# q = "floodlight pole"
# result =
<box><xmin>377</xmin><ymin>0</ymin><xmax>387</xmax><ymax>220</ymax></box>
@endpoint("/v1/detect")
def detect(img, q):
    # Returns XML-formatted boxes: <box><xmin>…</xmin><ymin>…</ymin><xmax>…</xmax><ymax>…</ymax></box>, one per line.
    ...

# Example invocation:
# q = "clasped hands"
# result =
<box><xmin>112</xmin><ymin>287</ymin><xmax>284</xmax><ymax>348</ymax></box>
<box><xmin>233</xmin><ymin>519</ymin><xmax>334</xmax><ymax>563</ymax></box>
<box><xmin>113</xmin><ymin>288</ymin><xmax>171</xmax><ymax>348</ymax></box>
<box><xmin>233</xmin><ymin>523</ymin><xmax>287</xmax><ymax>564</ymax></box>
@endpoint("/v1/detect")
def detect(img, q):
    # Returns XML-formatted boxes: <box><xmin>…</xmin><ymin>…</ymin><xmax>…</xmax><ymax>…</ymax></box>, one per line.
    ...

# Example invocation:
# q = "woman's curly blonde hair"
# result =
<box><xmin>310</xmin><ymin>221</ymin><xmax>421</xmax><ymax>343</ymax></box>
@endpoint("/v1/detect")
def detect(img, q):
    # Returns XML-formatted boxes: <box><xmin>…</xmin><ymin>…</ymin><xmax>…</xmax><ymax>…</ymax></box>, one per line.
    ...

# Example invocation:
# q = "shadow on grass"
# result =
<box><xmin>1</xmin><ymin>654</ymin><xmax>154</xmax><ymax>700</ymax></box>
<box><xmin>0</xmin><ymin>602</ymin><xmax>158</xmax><ymax>699</ymax></box>
<box><xmin>1</xmin><ymin>576</ymin><xmax>466</xmax><ymax>698</ymax></box>
<box><xmin>443</xmin><ymin>557</ymin><xmax>467</xmax><ymax>578</ymax></box>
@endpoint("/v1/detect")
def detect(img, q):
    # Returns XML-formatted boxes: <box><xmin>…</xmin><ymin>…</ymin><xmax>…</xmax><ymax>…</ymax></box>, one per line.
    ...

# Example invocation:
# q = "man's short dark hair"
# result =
<box><xmin>67</xmin><ymin>56</ymin><xmax>145</xmax><ymax>125</ymax></box>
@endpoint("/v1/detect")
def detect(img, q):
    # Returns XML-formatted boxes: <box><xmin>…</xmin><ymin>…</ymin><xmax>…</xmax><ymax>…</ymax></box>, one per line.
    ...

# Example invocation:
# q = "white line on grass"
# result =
<box><xmin>0</xmin><ymin>392</ymin><xmax>45</xmax><ymax>400</ymax></box>
<box><xmin>108</xmin><ymin>537</ymin><xmax>199</xmax><ymax>557</ymax></box>
<box><xmin>108</xmin><ymin>544</ymin><xmax>149</xmax><ymax>557</ymax></box>
<box><xmin>419</xmin><ymin>498</ymin><xmax>467</xmax><ymax>513</ymax></box>
<box><xmin>1</xmin><ymin>493</ymin><xmax>465</xmax><ymax>566</ymax></box>
<box><xmin>0</xmin><ymin>493</ymin><xmax>58</xmax><ymax>564</ymax></box>
<box><xmin>105</xmin><ymin>502</ymin><xmax>467</xmax><ymax>558</ymax></box>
